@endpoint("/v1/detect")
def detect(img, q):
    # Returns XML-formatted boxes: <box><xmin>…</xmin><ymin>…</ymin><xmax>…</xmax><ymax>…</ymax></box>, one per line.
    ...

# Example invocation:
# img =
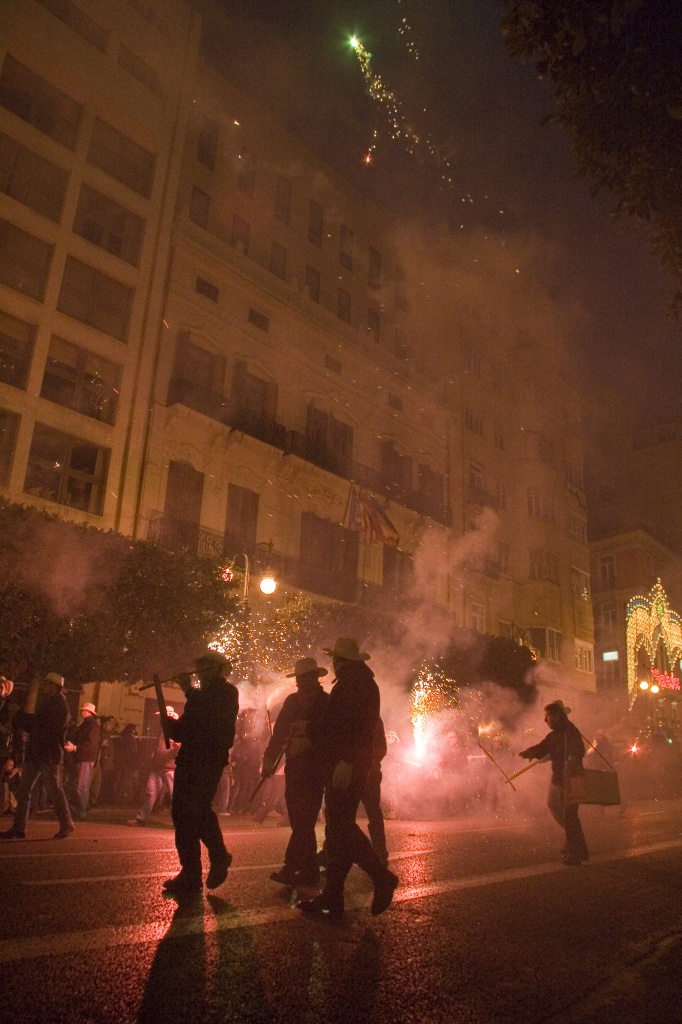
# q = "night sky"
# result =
<box><xmin>204</xmin><ymin>0</ymin><xmax>680</xmax><ymax>434</ymax></box>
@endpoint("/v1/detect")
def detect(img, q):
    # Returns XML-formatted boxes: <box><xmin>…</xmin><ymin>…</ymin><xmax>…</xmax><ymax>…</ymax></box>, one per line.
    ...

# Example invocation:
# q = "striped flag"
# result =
<box><xmin>345</xmin><ymin>486</ymin><xmax>399</xmax><ymax>546</ymax></box>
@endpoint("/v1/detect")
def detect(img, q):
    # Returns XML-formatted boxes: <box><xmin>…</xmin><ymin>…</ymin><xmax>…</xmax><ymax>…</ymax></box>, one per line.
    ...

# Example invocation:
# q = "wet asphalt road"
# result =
<box><xmin>1</xmin><ymin>800</ymin><xmax>680</xmax><ymax>1024</ymax></box>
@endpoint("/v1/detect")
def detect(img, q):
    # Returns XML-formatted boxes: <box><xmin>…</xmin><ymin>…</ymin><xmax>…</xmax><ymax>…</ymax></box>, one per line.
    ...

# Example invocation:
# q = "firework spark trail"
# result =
<box><xmin>349</xmin><ymin>34</ymin><xmax>453</xmax><ymax>183</ymax></box>
<box><xmin>410</xmin><ymin>665</ymin><xmax>458</xmax><ymax>761</ymax></box>
<box><xmin>398</xmin><ymin>0</ymin><xmax>420</xmax><ymax>63</ymax></box>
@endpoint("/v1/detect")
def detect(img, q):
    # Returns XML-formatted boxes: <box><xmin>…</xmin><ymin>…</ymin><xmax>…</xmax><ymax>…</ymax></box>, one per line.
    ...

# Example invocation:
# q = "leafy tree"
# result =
<box><xmin>0</xmin><ymin>501</ymin><xmax>239</xmax><ymax>684</ymax></box>
<box><xmin>500</xmin><ymin>0</ymin><xmax>682</xmax><ymax>280</ymax></box>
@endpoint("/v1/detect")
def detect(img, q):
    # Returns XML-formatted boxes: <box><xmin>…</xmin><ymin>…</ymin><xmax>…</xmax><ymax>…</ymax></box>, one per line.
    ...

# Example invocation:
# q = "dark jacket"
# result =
<box><xmin>15</xmin><ymin>692</ymin><xmax>70</xmax><ymax>765</ymax></box>
<box><xmin>521</xmin><ymin>719</ymin><xmax>585</xmax><ymax>785</ymax></box>
<box><xmin>168</xmin><ymin>676</ymin><xmax>239</xmax><ymax>770</ymax></box>
<box><xmin>321</xmin><ymin>661</ymin><xmax>380</xmax><ymax>772</ymax></box>
<box><xmin>74</xmin><ymin>714</ymin><xmax>101</xmax><ymax>763</ymax></box>
<box><xmin>263</xmin><ymin>685</ymin><xmax>329</xmax><ymax>778</ymax></box>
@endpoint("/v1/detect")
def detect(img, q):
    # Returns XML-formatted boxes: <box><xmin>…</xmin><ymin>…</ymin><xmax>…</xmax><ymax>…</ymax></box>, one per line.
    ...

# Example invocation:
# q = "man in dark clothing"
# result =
<box><xmin>0</xmin><ymin>672</ymin><xmax>74</xmax><ymax>840</ymax></box>
<box><xmin>361</xmin><ymin>717</ymin><xmax>389</xmax><ymax>865</ymax></box>
<box><xmin>65</xmin><ymin>702</ymin><xmax>101</xmax><ymax>820</ymax></box>
<box><xmin>519</xmin><ymin>700</ymin><xmax>589</xmax><ymax>865</ymax></box>
<box><xmin>298</xmin><ymin>638</ymin><xmax>398</xmax><ymax>921</ymax></box>
<box><xmin>162</xmin><ymin>651</ymin><xmax>239</xmax><ymax>894</ymax></box>
<box><xmin>264</xmin><ymin>657</ymin><xmax>329</xmax><ymax>887</ymax></box>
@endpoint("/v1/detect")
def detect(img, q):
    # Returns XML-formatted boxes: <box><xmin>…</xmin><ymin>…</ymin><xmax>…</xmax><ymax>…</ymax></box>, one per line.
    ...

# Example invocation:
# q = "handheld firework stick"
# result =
<box><xmin>507</xmin><ymin>759</ymin><xmax>543</xmax><ymax>782</ymax></box>
<box><xmin>248</xmin><ymin>746</ymin><xmax>285</xmax><ymax>805</ymax></box>
<box><xmin>477</xmin><ymin>742</ymin><xmax>516</xmax><ymax>792</ymax></box>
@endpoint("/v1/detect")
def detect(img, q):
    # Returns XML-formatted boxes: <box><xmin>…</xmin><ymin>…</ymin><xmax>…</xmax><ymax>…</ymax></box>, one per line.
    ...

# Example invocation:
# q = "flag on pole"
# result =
<box><xmin>345</xmin><ymin>486</ymin><xmax>399</xmax><ymax>546</ymax></box>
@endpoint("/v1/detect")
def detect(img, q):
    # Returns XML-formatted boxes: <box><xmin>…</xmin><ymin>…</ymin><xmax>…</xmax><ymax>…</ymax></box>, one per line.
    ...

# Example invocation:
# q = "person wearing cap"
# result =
<box><xmin>297</xmin><ymin>638</ymin><xmax>398</xmax><ymax>921</ymax></box>
<box><xmin>65</xmin><ymin>701</ymin><xmax>101</xmax><ymax>820</ymax></box>
<box><xmin>519</xmin><ymin>700</ymin><xmax>589</xmax><ymax>865</ymax></box>
<box><xmin>162</xmin><ymin>650</ymin><xmax>239</xmax><ymax>894</ymax></box>
<box><xmin>129</xmin><ymin>707</ymin><xmax>180</xmax><ymax>827</ymax></box>
<box><xmin>263</xmin><ymin>657</ymin><xmax>330</xmax><ymax>886</ymax></box>
<box><xmin>0</xmin><ymin>672</ymin><xmax>74</xmax><ymax>840</ymax></box>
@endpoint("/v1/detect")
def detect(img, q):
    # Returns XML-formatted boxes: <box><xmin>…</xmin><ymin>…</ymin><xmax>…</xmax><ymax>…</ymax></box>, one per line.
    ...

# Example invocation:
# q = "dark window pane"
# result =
<box><xmin>58</xmin><ymin>256</ymin><xmax>133</xmax><ymax>342</ymax></box>
<box><xmin>270</xmin><ymin>241</ymin><xmax>286</xmax><ymax>280</ymax></box>
<box><xmin>189</xmin><ymin>186</ymin><xmax>209</xmax><ymax>228</ymax></box>
<box><xmin>35</xmin><ymin>0</ymin><xmax>108</xmax><ymax>52</ymax></box>
<box><xmin>41</xmin><ymin>335</ymin><xmax>121</xmax><ymax>424</ymax></box>
<box><xmin>308</xmin><ymin>200</ymin><xmax>323</xmax><ymax>246</ymax></box>
<box><xmin>231</xmin><ymin>215</ymin><xmax>249</xmax><ymax>254</ymax></box>
<box><xmin>340</xmin><ymin>224</ymin><xmax>352</xmax><ymax>269</ymax></box>
<box><xmin>0</xmin><ymin>55</ymin><xmax>82</xmax><ymax>149</ymax></box>
<box><xmin>337</xmin><ymin>288</ymin><xmax>351</xmax><ymax>323</ymax></box>
<box><xmin>87</xmin><ymin>117</ymin><xmax>155</xmax><ymax>197</ymax></box>
<box><xmin>73</xmin><ymin>183</ymin><xmax>145</xmax><ymax>265</ymax></box>
<box><xmin>197</xmin><ymin>120</ymin><xmax>218</xmax><ymax>169</ymax></box>
<box><xmin>0</xmin><ymin>220</ymin><xmax>53</xmax><ymax>300</ymax></box>
<box><xmin>24</xmin><ymin>422</ymin><xmax>109</xmax><ymax>514</ymax></box>
<box><xmin>0</xmin><ymin>407</ymin><xmax>20</xmax><ymax>485</ymax></box>
<box><xmin>117</xmin><ymin>45</ymin><xmax>158</xmax><ymax>92</ymax></box>
<box><xmin>305</xmin><ymin>265</ymin><xmax>320</xmax><ymax>302</ymax></box>
<box><xmin>274</xmin><ymin>175</ymin><xmax>291</xmax><ymax>224</ymax></box>
<box><xmin>0</xmin><ymin>131</ymin><xmax>68</xmax><ymax>221</ymax></box>
<box><xmin>0</xmin><ymin>309</ymin><xmax>35</xmax><ymax>389</ymax></box>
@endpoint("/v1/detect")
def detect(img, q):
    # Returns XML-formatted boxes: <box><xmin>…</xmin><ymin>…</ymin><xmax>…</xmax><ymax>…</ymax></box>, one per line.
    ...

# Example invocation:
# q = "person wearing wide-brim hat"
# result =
<box><xmin>261</xmin><ymin>657</ymin><xmax>330</xmax><ymax>887</ymax></box>
<box><xmin>161</xmin><ymin>649</ymin><xmax>239</xmax><ymax>894</ymax></box>
<box><xmin>519</xmin><ymin>700</ymin><xmax>589</xmax><ymax>865</ymax></box>
<box><xmin>1</xmin><ymin>672</ymin><xmax>74</xmax><ymax>841</ymax></box>
<box><xmin>297</xmin><ymin>638</ymin><xmax>398</xmax><ymax>921</ymax></box>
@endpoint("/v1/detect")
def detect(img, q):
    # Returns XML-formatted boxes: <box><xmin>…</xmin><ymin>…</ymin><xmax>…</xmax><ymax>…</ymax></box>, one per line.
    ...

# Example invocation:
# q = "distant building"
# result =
<box><xmin>0</xmin><ymin>0</ymin><xmax>595</xmax><ymax>690</ymax></box>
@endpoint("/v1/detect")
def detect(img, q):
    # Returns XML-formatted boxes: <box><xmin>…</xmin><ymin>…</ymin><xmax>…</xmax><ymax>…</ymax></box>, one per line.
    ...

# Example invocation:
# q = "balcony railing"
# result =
<box><xmin>167</xmin><ymin>377</ymin><xmax>287</xmax><ymax>450</ymax></box>
<box><xmin>147</xmin><ymin>513</ymin><xmax>225</xmax><ymax>560</ymax></box>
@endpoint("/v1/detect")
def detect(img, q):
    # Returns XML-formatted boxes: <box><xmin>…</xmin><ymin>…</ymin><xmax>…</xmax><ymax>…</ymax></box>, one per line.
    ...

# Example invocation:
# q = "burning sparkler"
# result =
<box><xmin>410</xmin><ymin>665</ymin><xmax>458</xmax><ymax>762</ymax></box>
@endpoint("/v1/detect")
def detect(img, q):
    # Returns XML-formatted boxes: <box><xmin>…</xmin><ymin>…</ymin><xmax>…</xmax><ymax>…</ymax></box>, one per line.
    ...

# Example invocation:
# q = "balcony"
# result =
<box><xmin>167</xmin><ymin>377</ymin><xmax>287</xmax><ymax>450</ymax></box>
<box><xmin>466</xmin><ymin>485</ymin><xmax>500</xmax><ymax>510</ymax></box>
<box><xmin>286</xmin><ymin>430</ymin><xmax>352</xmax><ymax>478</ymax></box>
<box><xmin>147</xmin><ymin>513</ymin><xmax>225</xmax><ymax>560</ymax></box>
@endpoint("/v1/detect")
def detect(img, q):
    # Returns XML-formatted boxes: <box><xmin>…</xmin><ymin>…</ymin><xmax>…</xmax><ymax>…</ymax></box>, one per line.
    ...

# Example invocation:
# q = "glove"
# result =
<box><xmin>332</xmin><ymin>760</ymin><xmax>353</xmax><ymax>790</ymax></box>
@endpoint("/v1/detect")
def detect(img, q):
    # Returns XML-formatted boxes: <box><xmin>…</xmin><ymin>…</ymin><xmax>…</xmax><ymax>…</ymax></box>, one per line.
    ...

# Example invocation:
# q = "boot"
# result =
<box><xmin>0</xmin><ymin>826</ymin><xmax>26</xmax><ymax>840</ymax></box>
<box><xmin>206</xmin><ymin>851</ymin><xmax>232</xmax><ymax>890</ymax></box>
<box><xmin>371</xmin><ymin>870</ymin><xmax>399</xmax><ymax>916</ymax></box>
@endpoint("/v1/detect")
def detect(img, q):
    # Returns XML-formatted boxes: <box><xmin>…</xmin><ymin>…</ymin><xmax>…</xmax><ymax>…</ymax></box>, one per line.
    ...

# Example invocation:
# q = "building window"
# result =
<box><xmin>383</xmin><ymin>545</ymin><xmax>413</xmax><ymax>595</ymax></box>
<box><xmin>368</xmin><ymin>246</ymin><xmax>381</xmax><ymax>288</ymax></box>
<box><xmin>167</xmin><ymin>333</ymin><xmax>226</xmax><ymax>422</ymax></box>
<box><xmin>464</xmin><ymin>346</ymin><xmax>481</xmax><ymax>376</ymax></box>
<box><xmin>73</xmin><ymin>184</ymin><xmax>145</xmax><ymax>265</ymax></box>
<box><xmin>394</xmin><ymin>329</ymin><xmax>408</xmax><ymax>360</ymax></box>
<box><xmin>189</xmin><ymin>186</ymin><xmax>209</xmax><ymax>228</ymax></box>
<box><xmin>367</xmin><ymin>307</ymin><xmax>380</xmax><ymax>340</ymax></box>
<box><xmin>236</xmin><ymin>149</ymin><xmax>256</xmax><ymax>196</ymax></box>
<box><xmin>299</xmin><ymin>511</ymin><xmax>358</xmax><ymax>603</ymax></box>
<box><xmin>0</xmin><ymin>132</ymin><xmax>69</xmax><ymax>222</ymax></box>
<box><xmin>58</xmin><ymin>256</ymin><xmax>133</xmax><ymax>342</ymax></box>
<box><xmin>568</xmin><ymin>512</ymin><xmax>587</xmax><ymax>544</ymax></box>
<box><xmin>35</xmin><ymin>0</ymin><xmax>108</xmax><ymax>52</ymax></box>
<box><xmin>530</xmin><ymin>627</ymin><xmax>562</xmax><ymax>662</ymax></box>
<box><xmin>469</xmin><ymin>460</ymin><xmax>483</xmax><ymax>490</ymax></box>
<box><xmin>571</xmin><ymin>567</ymin><xmax>590</xmax><ymax>602</ymax></box>
<box><xmin>340</xmin><ymin>224</ymin><xmax>353</xmax><ymax>269</ymax></box>
<box><xmin>381</xmin><ymin>441</ymin><xmax>412</xmax><ymax>495</ymax></box>
<box><xmin>324</xmin><ymin>353</ymin><xmax>342</xmax><ymax>375</ymax></box>
<box><xmin>195</xmin><ymin>276</ymin><xmax>219</xmax><ymax>302</ymax></box>
<box><xmin>197</xmin><ymin>120</ymin><xmax>218</xmax><ymax>169</ymax></box>
<box><xmin>601</xmin><ymin>602</ymin><xmax>617</xmax><ymax>627</ymax></box>
<box><xmin>0</xmin><ymin>407</ymin><xmax>19</xmax><ymax>485</ymax></box>
<box><xmin>224</xmin><ymin>483</ymin><xmax>259</xmax><ymax>555</ymax></box>
<box><xmin>575</xmin><ymin>642</ymin><xmax>593</xmax><ymax>673</ymax></box>
<box><xmin>465</xmin><ymin>407</ymin><xmax>483</xmax><ymax>435</ymax></box>
<box><xmin>306</xmin><ymin>404</ymin><xmax>354</xmax><ymax>476</ymax></box>
<box><xmin>469</xmin><ymin>600</ymin><xmax>486</xmax><ymax>633</ymax></box>
<box><xmin>337</xmin><ymin>288</ymin><xmax>351</xmax><ymax>323</ymax></box>
<box><xmin>41</xmin><ymin>336</ymin><xmax>121</xmax><ymax>425</ymax></box>
<box><xmin>0</xmin><ymin>220</ymin><xmax>53</xmax><ymax>300</ymax></box>
<box><xmin>88</xmin><ymin>117</ymin><xmax>154</xmax><ymax>198</ymax></box>
<box><xmin>164</xmin><ymin>460</ymin><xmax>203</xmax><ymax>534</ymax></box>
<box><xmin>530</xmin><ymin>548</ymin><xmax>559</xmax><ymax>583</ymax></box>
<box><xmin>0</xmin><ymin>55</ymin><xmax>83</xmax><ymax>150</ymax></box>
<box><xmin>305</xmin><ymin>265</ymin><xmax>320</xmax><ymax>302</ymax></box>
<box><xmin>231</xmin><ymin>214</ymin><xmax>249</xmax><ymax>255</ymax></box>
<box><xmin>274</xmin><ymin>175</ymin><xmax>291</xmax><ymax>224</ymax></box>
<box><xmin>248</xmin><ymin>308</ymin><xmax>269</xmax><ymax>332</ymax></box>
<box><xmin>308</xmin><ymin>200</ymin><xmax>323</xmax><ymax>247</ymax></box>
<box><xmin>388</xmin><ymin>393</ymin><xmax>402</xmax><ymax>411</ymax></box>
<box><xmin>117</xmin><ymin>45</ymin><xmax>158</xmax><ymax>92</ymax></box>
<box><xmin>599</xmin><ymin>555</ymin><xmax>615</xmax><ymax>588</ymax></box>
<box><xmin>565</xmin><ymin>460</ymin><xmax>584</xmax><ymax>492</ymax></box>
<box><xmin>24</xmin><ymin>422</ymin><xmax>109</xmax><ymax>515</ymax></box>
<box><xmin>270</xmin><ymin>241</ymin><xmax>287</xmax><ymax>280</ymax></box>
<box><xmin>0</xmin><ymin>310</ymin><xmax>35</xmax><ymax>389</ymax></box>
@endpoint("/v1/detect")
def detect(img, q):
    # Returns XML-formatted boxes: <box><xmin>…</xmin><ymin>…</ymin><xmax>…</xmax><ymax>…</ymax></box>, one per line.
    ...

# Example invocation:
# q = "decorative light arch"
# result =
<box><xmin>625</xmin><ymin>580</ymin><xmax>682</xmax><ymax>707</ymax></box>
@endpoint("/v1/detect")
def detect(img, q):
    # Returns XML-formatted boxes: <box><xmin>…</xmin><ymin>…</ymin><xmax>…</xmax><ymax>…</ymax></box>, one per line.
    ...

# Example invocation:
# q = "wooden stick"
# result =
<box><xmin>507</xmin><ymin>760</ymin><xmax>543</xmax><ymax>781</ymax></box>
<box><xmin>477</xmin><ymin>741</ymin><xmax>516</xmax><ymax>791</ymax></box>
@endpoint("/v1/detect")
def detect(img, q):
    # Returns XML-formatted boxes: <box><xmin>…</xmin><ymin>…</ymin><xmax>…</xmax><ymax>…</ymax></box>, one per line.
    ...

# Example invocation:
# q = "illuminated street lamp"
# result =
<box><xmin>650</xmin><ymin>684</ymin><xmax>660</xmax><ymax>694</ymax></box>
<box><xmin>639</xmin><ymin>680</ymin><xmax>649</xmax><ymax>690</ymax></box>
<box><xmin>259</xmin><ymin>573</ymin><xmax>277</xmax><ymax>595</ymax></box>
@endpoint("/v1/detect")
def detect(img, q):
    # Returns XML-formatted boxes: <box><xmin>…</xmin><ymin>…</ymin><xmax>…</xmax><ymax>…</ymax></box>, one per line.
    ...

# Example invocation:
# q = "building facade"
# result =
<box><xmin>0</xmin><ymin>0</ymin><xmax>596</xmax><ymax>690</ymax></box>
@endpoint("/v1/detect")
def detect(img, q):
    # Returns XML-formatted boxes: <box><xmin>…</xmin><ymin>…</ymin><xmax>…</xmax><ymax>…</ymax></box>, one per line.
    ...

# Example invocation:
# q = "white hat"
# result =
<box><xmin>286</xmin><ymin>657</ymin><xmax>328</xmax><ymax>679</ymax></box>
<box><xmin>45</xmin><ymin>672</ymin><xmax>65</xmax><ymax>687</ymax></box>
<box><xmin>81</xmin><ymin>702</ymin><xmax>97</xmax><ymax>715</ymax></box>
